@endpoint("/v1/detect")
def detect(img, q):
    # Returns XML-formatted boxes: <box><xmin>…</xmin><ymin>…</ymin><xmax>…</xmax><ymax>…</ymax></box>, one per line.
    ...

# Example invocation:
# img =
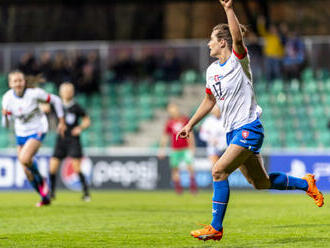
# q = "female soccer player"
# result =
<box><xmin>176</xmin><ymin>0</ymin><xmax>324</xmax><ymax>241</ymax></box>
<box><xmin>48</xmin><ymin>82</ymin><xmax>91</xmax><ymax>201</ymax></box>
<box><xmin>1</xmin><ymin>70</ymin><xmax>65</xmax><ymax>207</ymax></box>
<box><xmin>158</xmin><ymin>103</ymin><xmax>197</xmax><ymax>194</ymax></box>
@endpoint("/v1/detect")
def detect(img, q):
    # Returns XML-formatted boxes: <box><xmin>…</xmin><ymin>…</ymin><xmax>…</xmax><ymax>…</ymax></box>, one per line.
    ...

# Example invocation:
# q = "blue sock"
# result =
<box><xmin>269</xmin><ymin>172</ymin><xmax>308</xmax><ymax>191</ymax></box>
<box><xmin>211</xmin><ymin>180</ymin><xmax>230</xmax><ymax>231</ymax></box>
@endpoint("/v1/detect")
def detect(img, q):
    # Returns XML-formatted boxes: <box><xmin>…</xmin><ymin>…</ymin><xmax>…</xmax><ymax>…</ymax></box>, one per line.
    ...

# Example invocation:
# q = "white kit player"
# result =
<box><xmin>1</xmin><ymin>70</ymin><xmax>66</xmax><ymax>207</ymax></box>
<box><xmin>199</xmin><ymin>105</ymin><xmax>227</xmax><ymax>166</ymax></box>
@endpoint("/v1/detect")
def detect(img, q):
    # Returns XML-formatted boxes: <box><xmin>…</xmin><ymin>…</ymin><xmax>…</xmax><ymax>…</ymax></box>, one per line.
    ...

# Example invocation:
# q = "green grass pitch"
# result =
<box><xmin>0</xmin><ymin>191</ymin><xmax>329</xmax><ymax>247</ymax></box>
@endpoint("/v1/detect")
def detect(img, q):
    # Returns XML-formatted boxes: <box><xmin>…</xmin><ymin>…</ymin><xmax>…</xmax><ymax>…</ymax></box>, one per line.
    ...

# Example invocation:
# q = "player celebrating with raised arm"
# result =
<box><xmin>48</xmin><ymin>82</ymin><xmax>91</xmax><ymax>201</ymax></box>
<box><xmin>1</xmin><ymin>70</ymin><xmax>66</xmax><ymax>207</ymax></box>
<box><xmin>176</xmin><ymin>0</ymin><xmax>324</xmax><ymax>242</ymax></box>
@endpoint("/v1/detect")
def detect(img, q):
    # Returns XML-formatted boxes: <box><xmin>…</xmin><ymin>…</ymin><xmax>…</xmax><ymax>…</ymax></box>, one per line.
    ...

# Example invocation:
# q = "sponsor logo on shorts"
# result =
<box><xmin>240</xmin><ymin>139</ymin><xmax>247</xmax><ymax>143</ymax></box>
<box><xmin>242</xmin><ymin>130</ymin><xmax>249</xmax><ymax>139</ymax></box>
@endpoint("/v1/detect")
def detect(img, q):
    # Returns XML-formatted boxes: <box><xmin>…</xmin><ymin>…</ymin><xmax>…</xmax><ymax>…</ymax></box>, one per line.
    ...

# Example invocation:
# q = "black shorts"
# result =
<box><xmin>53</xmin><ymin>136</ymin><xmax>83</xmax><ymax>159</ymax></box>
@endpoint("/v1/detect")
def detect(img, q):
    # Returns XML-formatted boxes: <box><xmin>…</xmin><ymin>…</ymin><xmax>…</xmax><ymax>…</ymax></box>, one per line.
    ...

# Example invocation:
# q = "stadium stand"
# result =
<box><xmin>0</xmin><ymin>68</ymin><xmax>329</xmax><ymax>149</ymax></box>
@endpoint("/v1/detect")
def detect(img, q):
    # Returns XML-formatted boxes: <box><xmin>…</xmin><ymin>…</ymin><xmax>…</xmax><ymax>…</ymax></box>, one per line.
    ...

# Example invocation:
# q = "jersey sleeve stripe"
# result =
<box><xmin>232</xmin><ymin>47</ymin><xmax>247</xmax><ymax>60</ymax></box>
<box><xmin>205</xmin><ymin>88</ymin><xmax>212</xmax><ymax>95</ymax></box>
<box><xmin>46</xmin><ymin>94</ymin><xmax>51</xmax><ymax>103</ymax></box>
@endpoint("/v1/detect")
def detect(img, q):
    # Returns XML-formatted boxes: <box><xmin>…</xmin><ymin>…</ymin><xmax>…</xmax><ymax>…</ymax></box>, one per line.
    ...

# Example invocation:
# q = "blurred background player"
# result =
<box><xmin>199</xmin><ymin>105</ymin><xmax>227</xmax><ymax>166</ymax></box>
<box><xmin>48</xmin><ymin>82</ymin><xmax>91</xmax><ymax>201</ymax></box>
<box><xmin>1</xmin><ymin>70</ymin><xmax>65</xmax><ymax>207</ymax></box>
<box><xmin>158</xmin><ymin>103</ymin><xmax>197</xmax><ymax>194</ymax></box>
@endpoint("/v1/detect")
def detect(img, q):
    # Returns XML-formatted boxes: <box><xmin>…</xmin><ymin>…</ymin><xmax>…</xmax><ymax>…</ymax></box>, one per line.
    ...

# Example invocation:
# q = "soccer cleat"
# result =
<box><xmin>38</xmin><ymin>178</ymin><xmax>50</xmax><ymax>198</ymax></box>
<box><xmin>190</xmin><ymin>224</ymin><xmax>223</xmax><ymax>241</ymax></box>
<box><xmin>82</xmin><ymin>195</ymin><xmax>91</xmax><ymax>202</ymax></box>
<box><xmin>302</xmin><ymin>174</ymin><xmax>324</xmax><ymax>207</ymax></box>
<box><xmin>36</xmin><ymin>198</ymin><xmax>51</xmax><ymax>207</ymax></box>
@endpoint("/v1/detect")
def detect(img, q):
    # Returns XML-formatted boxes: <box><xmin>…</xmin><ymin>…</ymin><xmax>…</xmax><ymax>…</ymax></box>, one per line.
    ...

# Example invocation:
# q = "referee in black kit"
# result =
<box><xmin>49</xmin><ymin>82</ymin><xmax>91</xmax><ymax>201</ymax></box>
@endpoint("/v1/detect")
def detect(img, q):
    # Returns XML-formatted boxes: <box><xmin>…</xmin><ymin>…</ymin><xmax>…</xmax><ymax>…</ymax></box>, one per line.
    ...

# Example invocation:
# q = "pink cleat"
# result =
<box><xmin>38</xmin><ymin>179</ymin><xmax>50</xmax><ymax>198</ymax></box>
<box><xmin>36</xmin><ymin>198</ymin><xmax>51</xmax><ymax>207</ymax></box>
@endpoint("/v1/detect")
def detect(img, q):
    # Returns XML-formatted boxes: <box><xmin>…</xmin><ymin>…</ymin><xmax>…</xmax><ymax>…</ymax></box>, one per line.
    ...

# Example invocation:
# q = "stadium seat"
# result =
<box><xmin>168</xmin><ymin>81</ymin><xmax>183</xmax><ymax>96</ymax></box>
<box><xmin>180</xmin><ymin>70</ymin><xmax>202</xmax><ymax>84</ymax></box>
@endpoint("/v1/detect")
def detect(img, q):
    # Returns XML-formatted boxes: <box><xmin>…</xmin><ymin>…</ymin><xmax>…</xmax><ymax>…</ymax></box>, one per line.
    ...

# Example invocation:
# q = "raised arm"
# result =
<box><xmin>176</xmin><ymin>93</ymin><xmax>216</xmax><ymax>140</ymax></box>
<box><xmin>219</xmin><ymin>0</ymin><xmax>246</xmax><ymax>55</ymax></box>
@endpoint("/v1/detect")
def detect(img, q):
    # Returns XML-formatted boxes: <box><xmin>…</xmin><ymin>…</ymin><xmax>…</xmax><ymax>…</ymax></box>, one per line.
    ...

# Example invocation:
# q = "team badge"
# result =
<box><xmin>242</xmin><ymin>130</ymin><xmax>249</xmax><ymax>139</ymax></box>
<box><xmin>214</xmin><ymin>75</ymin><xmax>221</xmax><ymax>82</ymax></box>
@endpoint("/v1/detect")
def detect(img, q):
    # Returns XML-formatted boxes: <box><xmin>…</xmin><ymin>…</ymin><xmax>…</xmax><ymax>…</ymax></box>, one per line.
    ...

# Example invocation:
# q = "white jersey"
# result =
<box><xmin>199</xmin><ymin>115</ymin><xmax>227</xmax><ymax>155</ymax></box>
<box><xmin>206</xmin><ymin>49</ymin><xmax>258</xmax><ymax>132</ymax></box>
<box><xmin>2</xmin><ymin>88</ymin><xmax>63</xmax><ymax>137</ymax></box>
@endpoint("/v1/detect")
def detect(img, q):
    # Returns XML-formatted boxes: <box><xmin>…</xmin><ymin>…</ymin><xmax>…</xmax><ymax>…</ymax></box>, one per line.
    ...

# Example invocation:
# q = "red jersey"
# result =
<box><xmin>165</xmin><ymin>116</ymin><xmax>189</xmax><ymax>150</ymax></box>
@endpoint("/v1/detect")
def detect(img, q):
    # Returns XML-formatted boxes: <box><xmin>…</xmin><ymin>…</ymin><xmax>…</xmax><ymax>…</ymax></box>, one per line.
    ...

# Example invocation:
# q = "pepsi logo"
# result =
<box><xmin>61</xmin><ymin>157</ymin><xmax>93</xmax><ymax>191</ymax></box>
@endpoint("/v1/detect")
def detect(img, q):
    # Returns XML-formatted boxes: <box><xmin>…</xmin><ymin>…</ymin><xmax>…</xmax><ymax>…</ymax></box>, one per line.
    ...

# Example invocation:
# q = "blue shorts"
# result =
<box><xmin>226</xmin><ymin>118</ymin><xmax>264</xmax><ymax>154</ymax></box>
<box><xmin>16</xmin><ymin>133</ymin><xmax>46</xmax><ymax>146</ymax></box>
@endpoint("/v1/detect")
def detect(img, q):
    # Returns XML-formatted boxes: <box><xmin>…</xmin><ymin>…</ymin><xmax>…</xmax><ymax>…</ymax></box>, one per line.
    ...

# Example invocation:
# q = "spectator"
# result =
<box><xmin>159</xmin><ymin>49</ymin><xmax>182</xmax><ymax>82</ymax></box>
<box><xmin>51</xmin><ymin>52</ymin><xmax>72</xmax><ymax>87</ymax></box>
<box><xmin>17</xmin><ymin>52</ymin><xmax>39</xmax><ymax>75</ymax></box>
<box><xmin>257</xmin><ymin>16</ymin><xmax>284</xmax><ymax>84</ymax></box>
<box><xmin>76</xmin><ymin>63</ymin><xmax>99</xmax><ymax>94</ymax></box>
<box><xmin>246</xmin><ymin>31</ymin><xmax>263</xmax><ymax>82</ymax></box>
<box><xmin>111</xmin><ymin>50</ymin><xmax>134</xmax><ymax>83</ymax></box>
<box><xmin>39</xmin><ymin>52</ymin><xmax>53</xmax><ymax>80</ymax></box>
<box><xmin>282</xmin><ymin>31</ymin><xmax>306</xmax><ymax>83</ymax></box>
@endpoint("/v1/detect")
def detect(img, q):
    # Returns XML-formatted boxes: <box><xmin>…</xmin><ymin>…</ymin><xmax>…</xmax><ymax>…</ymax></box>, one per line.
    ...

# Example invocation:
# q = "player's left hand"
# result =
<box><xmin>219</xmin><ymin>0</ymin><xmax>233</xmax><ymax>10</ymax></box>
<box><xmin>71</xmin><ymin>126</ymin><xmax>82</xmax><ymax>136</ymax></box>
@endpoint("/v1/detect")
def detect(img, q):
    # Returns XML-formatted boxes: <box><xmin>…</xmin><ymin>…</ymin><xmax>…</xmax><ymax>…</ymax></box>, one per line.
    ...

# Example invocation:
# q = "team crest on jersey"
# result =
<box><xmin>214</xmin><ymin>75</ymin><xmax>222</xmax><ymax>82</ymax></box>
<box><xmin>242</xmin><ymin>130</ymin><xmax>249</xmax><ymax>139</ymax></box>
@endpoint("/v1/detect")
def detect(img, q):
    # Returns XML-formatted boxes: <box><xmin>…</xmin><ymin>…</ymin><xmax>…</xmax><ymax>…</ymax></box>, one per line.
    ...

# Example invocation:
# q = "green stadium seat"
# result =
<box><xmin>270</xmin><ymin>79</ymin><xmax>284</xmax><ymax>94</ymax></box>
<box><xmin>102</xmin><ymin>70</ymin><xmax>115</xmax><ymax>84</ymax></box>
<box><xmin>168</xmin><ymin>82</ymin><xmax>183</xmax><ymax>96</ymax></box>
<box><xmin>139</xmin><ymin>107</ymin><xmax>153</xmax><ymax>120</ymax></box>
<box><xmin>137</xmin><ymin>82</ymin><xmax>150</xmax><ymax>95</ymax></box>
<box><xmin>42</xmin><ymin>82</ymin><xmax>57</xmax><ymax>94</ymax></box>
<box><xmin>302</xmin><ymin>68</ymin><xmax>314</xmax><ymax>82</ymax></box>
<box><xmin>180</xmin><ymin>70</ymin><xmax>198</xmax><ymax>84</ymax></box>
<box><xmin>154</xmin><ymin>81</ymin><xmax>167</xmax><ymax>95</ymax></box>
<box><xmin>117</xmin><ymin>81</ymin><xmax>134</xmax><ymax>95</ymax></box>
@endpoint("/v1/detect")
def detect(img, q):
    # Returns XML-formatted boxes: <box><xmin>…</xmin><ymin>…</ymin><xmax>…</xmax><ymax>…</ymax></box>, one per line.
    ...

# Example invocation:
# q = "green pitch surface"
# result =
<box><xmin>0</xmin><ymin>191</ymin><xmax>329</xmax><ymax>248</ymax></box>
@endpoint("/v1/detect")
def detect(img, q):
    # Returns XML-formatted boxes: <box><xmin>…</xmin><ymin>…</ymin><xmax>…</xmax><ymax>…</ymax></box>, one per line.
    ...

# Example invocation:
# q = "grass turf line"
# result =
<box><xmin>0</xmin><ymin>191</ymin><xmax>328</xmax><ymax>248</ymax></box>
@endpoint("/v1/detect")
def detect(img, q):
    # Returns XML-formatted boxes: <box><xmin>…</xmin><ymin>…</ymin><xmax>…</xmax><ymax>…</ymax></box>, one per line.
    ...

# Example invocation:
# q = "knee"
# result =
<box><xmin>212</xmin><ymin>166</ymin><xmax>228</xmax><ymax>181</ymax></box>
<box><xmin>18</xmin><ymin>154</ymin><xmax>31</xmax><ymax>166</ymax></box>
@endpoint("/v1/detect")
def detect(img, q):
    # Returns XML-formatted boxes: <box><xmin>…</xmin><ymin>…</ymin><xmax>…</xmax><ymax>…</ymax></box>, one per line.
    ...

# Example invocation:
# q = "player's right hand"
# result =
<box><xmin>176</xmin><ymin>124</ymin><xmax>192</xmax><ymax>140</ymax></box>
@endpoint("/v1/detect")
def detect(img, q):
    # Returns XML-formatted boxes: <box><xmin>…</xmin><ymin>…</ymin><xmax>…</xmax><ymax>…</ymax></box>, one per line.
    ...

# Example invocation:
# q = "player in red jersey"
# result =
<box><xmin>159</xmin><ymin>103</ymin><xmax>197</xmax><ymax>194</ymax></box>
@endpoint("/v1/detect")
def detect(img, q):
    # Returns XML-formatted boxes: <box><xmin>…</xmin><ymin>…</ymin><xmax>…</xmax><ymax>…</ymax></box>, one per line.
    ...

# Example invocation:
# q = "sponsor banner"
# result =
<box><xmin>0</xmin><ymin>156</ymin><xmax>49</xmax><ymax>190</ymax></box>
<box><xmin>269</xmin><ymin>155</ymin><xmax>330</xmax><ymax>191</ymax></box>
<box><xmin>0</xmin><ymin>154</ymin><xmax>254</xmax><ymax>190</ymax></box>
<box><xmin>89</xmin><ymin>156</ymin><xmax>170</xmax><ymax>190</ymax></box>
